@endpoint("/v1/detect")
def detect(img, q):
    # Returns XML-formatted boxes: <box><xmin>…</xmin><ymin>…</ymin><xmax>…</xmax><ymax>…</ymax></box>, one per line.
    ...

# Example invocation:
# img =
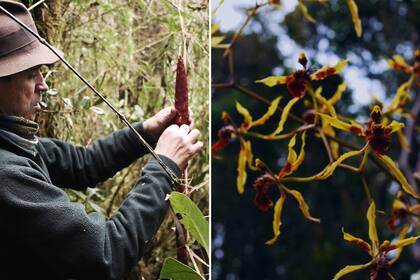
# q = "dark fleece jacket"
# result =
<box><xmin>0</xmin><ymin>123</ymin><xmax>181</xmax><ymax>280</ymax></box>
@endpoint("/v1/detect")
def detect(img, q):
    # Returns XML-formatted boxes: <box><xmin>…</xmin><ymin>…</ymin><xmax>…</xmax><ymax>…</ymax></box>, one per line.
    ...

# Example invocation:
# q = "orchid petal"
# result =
<box><xmin>279</xmin><ymin>133</ymin><xmax>299</xmax><ymax>177</ymax></box>
<box><xmin>386</xmin><ymin>77</ymin><xmax>413</xmax><ymax>114</ymax></box>
<box><xmin>311</xmin><ymin>60</ymin><xmax>348</xmax><ymax>81</ymax></box>
<box><xmin>392</xmin><ymin>55</ymin><xmax>410</xmax><ymax>68</ymax></box>
<box><xmin>236</xmin><ymin>101</ymin><xmax>253</xmax><ymax>126</ymax></box>
<box><xmin>211</xmin><ymin>36</ymin><xmax>226</xmax><ymax>48</ymax></box>
<box><xmin>318</xmin><ymin>113</ymin><xmax>363</xmax><ymax>135</ymax></box>
<box><xmin>283</xmin><ymin>187</ymin><xmax>320</xmax><ymax>223</ymax></box>
<box><xmin>266</xmin><ymin>190</ymin><xmax>286</xmax><ymax>245</ymax></box>
<box><xmin>388</xmin><ymin>235</ymin><xmax>419</xmax><ymax>252</ymax></box>
<box><xmin>250</xmin><ymin>97</ymin><xmax>282</xmax><ymax>128</ymax></box>
<box><xmin>342</xmin><ymin>228</ymin><xmax>372</xmax><ymax>254</ymax></box>
<box><xmin>292</xmin><ymin>131</ymin><xmax>307</xmax><ymax>172</ymax></box>
<box><xmin>237</xmin><ymin>141</ymin><xmax>252</xmax><ymax>194</ymax></box>
<box><xmin>211</xmin><ymin>139</ymin><xmax>229</xmax><ymax>154</ymax></box>
<box><xmin>211</xmin><ymin>23</ymin><xmax>219</xmax><ymax>35</ymax></box>
<box><xmin>329</xmin><ymin>82</ymin><xmax>347</xmax><ymax>105</ymax></box>
<box><xmin>256</xmin><ymin>76</ymin><xmax>289</xmax><ymax>87</ymax></box>
<box><xmin>367</xmin><ymin>202</ymin><xmax>379</xmax><ymax>254</ymax></box>
<box><xmin>346</xmin><ymin>0</ymin><xmax>362</xmax><ymax>37</ymax></box>
<box><xmin>315</xmin><ymin>147</ymin><xmax>366</xmax><ymax>180</ymax></box>
<box><xmin>389</xmin><ymin>225</ymin><xmax>413</xmax><ymax>265</ymax></box>
<box><xmin>389</xmin><ymin>120</ymin><xmax>405</xmax><ymax>134</ymax></box>
<box><xmin>332</xmin><ymin>262</ymin><xmax>371</xmax><ymax>280</ymax></box>
<box><xmin>271</xmin><ymin>97</ymin><xmax>299</xmax><ymax>135</ymax></box>
<box><xmin>244</xmin><ymin>140</ymin><xmax>256</xmax><ymax>171</ymax></box>
<box><xmin>396</xmin><ymin>129</ymin><xmax>410</xmax><ymax>151</ymax></box>
<box><xmin>387</xmin><ymin>55</ymin><xmax>412</xmax><ymax>73</ymax></box>
<box><xmin>316</xmin><ymin>89</ymin><xmax>337</xmax><ymax>117</ymax></box>
<box><xmin>377</xmin><ymin>155</ymin><xmax>420</xmax><ymax>199</ymax></box>
<box><xmin>280</xmin><ymin>131</ymin><xmax>307</xmax><ymax>177</ymax></box>
<box><xmin>298</xmin><ymin>0</ymin><xmax>316</xmax><ymax>23</ymax></box>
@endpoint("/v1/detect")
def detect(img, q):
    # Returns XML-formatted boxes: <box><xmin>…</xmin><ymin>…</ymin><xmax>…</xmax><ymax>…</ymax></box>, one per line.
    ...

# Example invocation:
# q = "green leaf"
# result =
<box><xmin>81</xmin><ymin>96</ymin><xmax>91</xmax><ymax>109</ymax></box>
<box><xmin>169</xmin><ymin>192</ymin><xmax>209</xmax><ymax>256</ymax></box>
<box><xmin>159</xmin><ymin>258</ymin><xmax>203</xmax><ymax>280</ymax></box>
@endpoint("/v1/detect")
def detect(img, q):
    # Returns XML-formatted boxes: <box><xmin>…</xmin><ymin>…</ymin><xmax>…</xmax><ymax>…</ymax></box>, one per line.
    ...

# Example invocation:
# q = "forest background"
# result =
<box><xmin>21</xmin><ymin>0</ymin><xmax>209</xmax><ymax>279</ymax></box>
<box><xmin>212</xmin><ymin>0</ymin><xmax>419</xmax><ymax>279</ymax></box>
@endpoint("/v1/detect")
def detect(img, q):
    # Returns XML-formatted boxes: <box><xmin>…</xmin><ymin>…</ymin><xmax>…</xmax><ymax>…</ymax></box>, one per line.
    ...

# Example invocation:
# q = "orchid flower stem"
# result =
<box><xmin>223</xmin><ymin>2</ymin><xmax>267</xmax><ymax>57</ymax></box>
<box><xmin>0</xmin><ymin>5</ymin><xmax>180</xmax><ymax>187</ymax></box>
<box><xmin>307</xmin><ymin>86</ymin><xmax>319</xmax><ymax>124</ymax></box>
<box><xmin>361</xmin><ymin>173</ymin><xmax>373</xmax><ymax>204</ymax></box>
<box><xmin>281</xmin><ymin>175</ymin><xmax>318</xmax><ymax>183</ymax></box>
<box><xmin>317</xmin><ymin>128</ymin><xmax>334</xmax><ymax>163</ymax></box>
<box><xmin>241</xmin><ymin>130</ymin><xmax>296</xmax><ymax>140</ymax></box>
<box><xmin>339</xmin><ymin>148</ymin><xmax>369</xmax><ymax>173</ymax></box>
<box><xmin>339</xmin><ymin>164</ymin><xmax>360</xmax><ymax>173</ymax></box>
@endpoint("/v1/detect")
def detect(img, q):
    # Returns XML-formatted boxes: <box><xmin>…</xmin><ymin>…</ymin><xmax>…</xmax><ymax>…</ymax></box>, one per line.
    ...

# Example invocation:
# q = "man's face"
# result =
<box><xmin>0</xmin><ymin>66</ymin><xmax>48</xmax><ymax>121</ymax></box>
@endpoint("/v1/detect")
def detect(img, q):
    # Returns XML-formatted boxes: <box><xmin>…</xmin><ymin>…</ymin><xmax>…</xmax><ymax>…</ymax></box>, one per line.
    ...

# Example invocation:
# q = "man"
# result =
<box><xmin>0</xmin><ymin>1</ymin><xmax>203</xmax><ymax>279</ymax></box>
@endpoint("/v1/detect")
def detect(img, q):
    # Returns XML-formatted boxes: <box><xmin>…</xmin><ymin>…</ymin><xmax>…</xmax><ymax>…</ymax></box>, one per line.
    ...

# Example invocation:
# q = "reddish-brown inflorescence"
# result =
<box><xmin>253</xmin><ymin>174</ymin><xmax>276</xmax><ymax>212</ymax></box>
<box><xmin>175</xmin><ymin>56</ymin><xmax>191</xmax><ymax>126</ymax></box>
<box><xmin>369</xmin><ymin>255</ymin><xmax>391</xmax><ymax>280</ymax></box>
<box><xmin>364</xmin><ymin>107</ymin><xmax>392</xmax><ymax>155</ymax></box>
<box><xmin>286</xmin><ymin>69</ymin><xmax>311</xmax><ymax>98</ymax></box>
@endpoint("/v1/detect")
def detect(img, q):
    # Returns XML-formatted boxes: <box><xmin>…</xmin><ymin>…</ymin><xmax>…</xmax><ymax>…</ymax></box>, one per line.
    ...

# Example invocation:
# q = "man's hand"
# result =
<box><xmin>155</xmin><ymin>124</ymin><xmax>203</xmax><ymax>170</ymax></box>
<box><xmin>143</xmin><ymin>107</ymin><xmax>177</xmax><ymax>142</ymax></box>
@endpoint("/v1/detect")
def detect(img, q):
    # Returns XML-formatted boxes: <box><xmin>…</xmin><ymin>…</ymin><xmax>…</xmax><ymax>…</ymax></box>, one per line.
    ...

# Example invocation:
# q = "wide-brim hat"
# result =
<box><xmin>0</xmin><ymin>0</ymin><xmax>63</xmax><ymax>77</ymax></box>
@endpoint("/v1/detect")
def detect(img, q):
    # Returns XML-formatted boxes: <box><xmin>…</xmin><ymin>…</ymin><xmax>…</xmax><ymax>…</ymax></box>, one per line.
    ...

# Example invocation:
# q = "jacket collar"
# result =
<box><xmin>0</xmin><ymin>115</ymin><xmax>39</xmax><ymax>158</ymax></box>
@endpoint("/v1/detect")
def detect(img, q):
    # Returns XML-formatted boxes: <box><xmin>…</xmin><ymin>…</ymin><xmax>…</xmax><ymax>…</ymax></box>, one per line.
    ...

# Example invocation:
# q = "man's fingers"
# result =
<box><xmin>186</xmin><ymin>129</ymin><xmax>200</xmax><ymax>142</ymax></box>
<box><xmin>179</xmin><ymin>124</ymin><xmax>190</xmax><ymax>134</ymax></box>
<box><xmin>166</xmin><ymin>124</ymin><xmax>179</xmax><ymax>133</ymax></box>
<box><xmin>159</xmin><ymin>107</ymin><xmax>177</xmax><ymax>121</ymax></box>
<box><xmin>191</xmin><ymin>141</ymin><xmax>204</xmax><ymax>154</ymax></box>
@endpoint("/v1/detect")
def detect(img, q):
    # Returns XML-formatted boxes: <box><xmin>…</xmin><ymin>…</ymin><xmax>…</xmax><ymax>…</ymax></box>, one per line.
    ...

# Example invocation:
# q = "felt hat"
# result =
<box><xmin>0</xmin><ymin>0</ymin><xmax>63</xmax><ymax>77</ymax></box>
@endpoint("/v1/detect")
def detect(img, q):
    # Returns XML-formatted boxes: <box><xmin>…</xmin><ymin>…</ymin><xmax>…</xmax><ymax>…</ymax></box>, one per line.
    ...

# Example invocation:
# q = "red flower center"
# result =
<box><xmin>287</xmin><ymin>70</ymin><xmax>311</xmax><ymax>98</ymax></box>
<box><xmin>253</xmin><ymin>174</ymin><xmax>276</xmax><ymax>212</ymax></box>
<box><xmin>364</xmin><ymin>122</ymin><xmax>392</xmax><ymax>155</ymax></box>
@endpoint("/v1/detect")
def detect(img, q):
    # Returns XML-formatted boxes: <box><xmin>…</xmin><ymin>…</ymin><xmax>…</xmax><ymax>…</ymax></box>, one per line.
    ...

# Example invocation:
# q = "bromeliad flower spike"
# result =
<box><xmin>256</xmin><ymin>53</ymin><xmax>348</xmax><ymax>135</ymax></box>
<box><xmin>333</xmin><ymin>202</ymin><xmax>419</xmax><ymax>280</ymax></box>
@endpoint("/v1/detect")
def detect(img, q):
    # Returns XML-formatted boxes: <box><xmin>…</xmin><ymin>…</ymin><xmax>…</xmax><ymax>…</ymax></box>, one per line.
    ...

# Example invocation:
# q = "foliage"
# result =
<box><xmin>159</xmin><ymin>258</ymin><xmax>204</xmax><ymax>280</ymax></box>
<box><xmin>24</xmin><ymin>0</ymin><xmax>208</xmax><ymax>278</ymax></box>
<box><xmin>212</xmin><ymin>1</ymin><xmax>419</xmax><ymax>279</ymax></box>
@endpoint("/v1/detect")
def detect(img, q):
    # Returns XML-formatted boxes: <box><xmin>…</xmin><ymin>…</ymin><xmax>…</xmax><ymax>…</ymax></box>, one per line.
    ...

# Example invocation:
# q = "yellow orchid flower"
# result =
<box><xmin>387</xmin><ymin>191</ymin><xmax>420</xmax><ymax>231</ymax></box>
<box><xmin>387</xmin><ymin>49</ymin><xmax>420</xmax><ymax>85</ymax></box>
<box><xmin>213</xmin><ymin>98</ymin><xmax>283</xmax><ymax>194</ymax></box>
<box><xmin>315</xmin><ymin>106</ymin><xmax>419</xmax><ymax>199</ymax></box>
<box><xmin>256</xmin><ymin>53</ymin><xmax>348</xmax><ymax>135</ymax></box>
<box><xmin>252</xmin><ymin>132</ymin><xmax>320</xmax><ymax>245</ymax></box>
<box><xmin>333</xmin><ymin>201</ymin><xmax>420</xmax><ymax>280</ymax></box>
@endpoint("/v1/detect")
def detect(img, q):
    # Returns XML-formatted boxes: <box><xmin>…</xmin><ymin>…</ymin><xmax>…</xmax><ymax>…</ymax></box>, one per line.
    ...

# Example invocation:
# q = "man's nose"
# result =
<box><xmin>35</xmin><ymin>72</ymin><xmax>49</xmax><ymax>93</ymax></box>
